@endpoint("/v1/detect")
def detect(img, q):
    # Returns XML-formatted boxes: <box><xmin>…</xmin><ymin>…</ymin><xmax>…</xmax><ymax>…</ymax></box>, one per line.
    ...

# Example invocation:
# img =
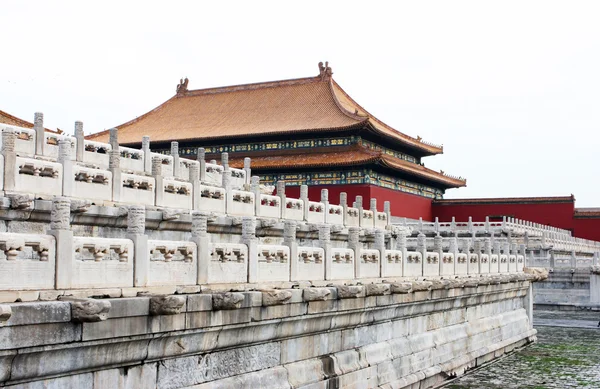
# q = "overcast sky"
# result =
<box><xmin>2</xmin><ymin>1</ymin><xmax>599</xmax><ymax>206</ymax></box>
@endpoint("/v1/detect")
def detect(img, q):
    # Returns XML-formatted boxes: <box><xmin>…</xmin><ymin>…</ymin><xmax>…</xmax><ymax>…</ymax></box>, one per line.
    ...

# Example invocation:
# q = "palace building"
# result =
<box><xmin>86</xmin><ymin>63</ymin><xmax>466</xmax><ymax>219</ymax></box>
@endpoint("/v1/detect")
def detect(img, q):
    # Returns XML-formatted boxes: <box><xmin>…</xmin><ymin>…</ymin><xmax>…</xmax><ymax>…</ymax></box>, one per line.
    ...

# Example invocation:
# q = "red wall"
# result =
<box><xmin>573</xmin><ymin>217</ymin><xmax>600</xmax><ymax>241</ymax></box>
<box><xmin>432</xmin><ymin>201</ymin><xmax>575</xmax><ymax>232</ymax></box>
<box><xmin>282</xmin><ymin>184</ymin><xmax>433</xmax><ymax>221</ymax></box>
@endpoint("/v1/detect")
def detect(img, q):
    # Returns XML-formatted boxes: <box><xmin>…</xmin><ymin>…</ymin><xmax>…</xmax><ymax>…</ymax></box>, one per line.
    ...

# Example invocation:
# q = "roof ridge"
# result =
<box><xmin>180</xmin><ymin>76</ymin><xmax>323</xmax><ymax>97</ymax></box>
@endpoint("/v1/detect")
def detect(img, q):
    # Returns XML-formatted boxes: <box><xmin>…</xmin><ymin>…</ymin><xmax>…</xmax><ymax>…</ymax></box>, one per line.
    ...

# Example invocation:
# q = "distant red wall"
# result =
<box><xmin>432</xmin><ymin>201</ymin><xmax>575</xmax><ymax>232</ymax></box>
<box><xmin>573</xmin><ymin>217</ymin><xmax>600</xmax><ymax>241</ymax></box>
<box><xmin>281</xmin><ymin>184</ymin><xmax>433</xmax><ymax>221</ymax></box>
<box><xmin>369</xmin><ymin>186</ymin><xmax>433</xmax><ymax>221</ymax></box>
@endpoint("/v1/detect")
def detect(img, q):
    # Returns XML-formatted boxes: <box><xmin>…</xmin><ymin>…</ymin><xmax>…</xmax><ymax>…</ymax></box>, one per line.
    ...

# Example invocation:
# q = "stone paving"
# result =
<box><xmin>442</xmin><ymin>310</ymin><xmax>600</xmax><ymax>389</ymax></box>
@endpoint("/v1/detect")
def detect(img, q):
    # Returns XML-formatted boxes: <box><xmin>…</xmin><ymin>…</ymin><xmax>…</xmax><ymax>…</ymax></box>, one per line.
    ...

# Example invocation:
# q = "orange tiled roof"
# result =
<box><xmin>228</xmin><ymin>145</ymin><xmax>463</xmax><ymax>188</ymax></box>
<box><xmin>86</xmin><ymin>64</ymin><xmax>443</xmax><ymax>155</ymax></box>
<box><xmin>434</xmin><ymin>195</ymin><xmax>575</xmax><ymax>205</ymax></box>
<box><xmin>0</xmin><ymin>109</ymin><xmax>58</xmax><ymax>133</ymax></box>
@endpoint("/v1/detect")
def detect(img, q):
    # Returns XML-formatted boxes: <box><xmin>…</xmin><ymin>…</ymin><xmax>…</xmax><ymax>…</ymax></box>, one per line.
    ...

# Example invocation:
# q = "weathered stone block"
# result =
<box><xmin>149</xmin><ymin>295</ymin><xmax>186</xmax><ymax>315</ymax></box>
<box><xmin>105</xmin><ymin>297</ymin><xmax>150</xmax><ymax>318</ymax></box>
<box><xmin>262</xmin><ymin>289</ymin><xmax>293</xmax><ymax>306</ymax></box>
<box><xmin>82</xmin><ymin>316</ymin><xmax>148</xmax><ymax>341</ymax></box>
<box><xmin>212</xmin><ymin>292</ymin><xmax>245</xmax><ymax>310</ymax></box>
<box><xmin>67</xmin><ymin>298</ymin><xmax>111</xmax><ymax>323</ymax></box>
<box><xmin>366</xmin><ymin>283</ymin><xmax>391</xmax><ymax>296</ymax></box>
<box><xmin>303</xmin><ymin>288</ymin><xmax>332</xmax><ymax>301</ymax></box>
<box><xmin>337</xmin><ymin>285</ymin><xmax>365</xmax><ymax>299</ymax></box>
<box><xmin>156</xmin><ymin>343</ymin><xmax>281</xmax><ymax>389</ymax></box>
<box><xmin>281</xmin><ymin>331</ymin><xmax>342</xmax><ymax>364</ymax></box>
<box><xmin>390</xmin><ymin>282</ymin><xmax>412</xmax><ymax>294</ymax></box>
<box><xmin>187</xmin><ymin>294</ymin><xmax>213</xmax><ymax>311</ymax></box>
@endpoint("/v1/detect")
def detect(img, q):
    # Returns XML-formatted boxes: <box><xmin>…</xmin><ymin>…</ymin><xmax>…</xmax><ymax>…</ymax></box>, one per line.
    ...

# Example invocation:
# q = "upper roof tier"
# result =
<box><xmin>86</xmin><ymin>63</ymin><xmax>443</xmax><ymax>156</ymax></box>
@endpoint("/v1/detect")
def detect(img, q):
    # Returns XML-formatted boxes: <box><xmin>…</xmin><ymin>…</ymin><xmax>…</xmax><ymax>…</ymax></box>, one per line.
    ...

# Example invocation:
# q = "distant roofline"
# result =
<box><xmin>0</xmin><ymin>109</ymin><xmax>57</xmax><ymax>133</ymax></box>
<box><xmin>433</xmin><ymin>195</ymin><xmax>575</xmax><ymax>205</ymax></box>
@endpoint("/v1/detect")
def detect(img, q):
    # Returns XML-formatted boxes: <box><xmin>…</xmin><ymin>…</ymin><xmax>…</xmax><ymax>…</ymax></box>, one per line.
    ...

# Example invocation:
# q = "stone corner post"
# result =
<box><xmin>243</xmin><ymin>157</ymin><xmax>252</xmax><ymax>189</ymax></box>
<box><xmin>396</xmin><ymin>229</ymin><xmax>408</xmax><ymax>276</ymax></box>
<box><xmin>1</xmin><ymin>129</ymin><xmax>17</xmax><ymax>191</ymax></box>
<box><xmin>58</xmin><ymin>139</ymin><xmax>73</xmax><ymax>197</ymax></box>
<box><xmin>197</xmin><ymin>148</ymin><xmax>207</xmax><ymax>182</ymax></box>
<box><xmin>151</xmin><ymin>156</ymin><xmax>164</xmax><ymax>207</ymax></box>
<box><xmin>285</xmin><ymin>221</ymin><xmax>301</xmax><ymax>281</ymax></box>
<box><xmin>49</xmin><ymin>197</ymin><xmax>74</xmax><ymax>289</ymax></box>
<box><xmin>250</xmin><ymin>176</ymin><xmax>261</xmax><ymax>216</ymax></box>
<box><xmin>74</xmin><ymin>121</ymin><xmax>84</xmax><ymax>162</ymax></box>
<box><xmin>191</xmin><ymin>211</ymin><xmax>211</xmax><ymax>284</ymax></box>
<box><xmin>316</xmin><ymin>223</ymin><xmax>332</xmax><ymax>280</ymax></box>
<box><xmin>339</xmin><ymin>192</ymin><xmax>348</xmax><ymax>226</ymax></box>
<box><xmin>127</xmin><ymin>205</ymin><xmax>148</xmax><ymax>287</ymax></box>
<box><xmin>300</xmin><ymin>185</ymin><xmax>309</xmax><ymax>221</ymax></box>
<box><xmin>171</xmin><ymin>141</ymin><xmax>180</xmax><ymax>178</ymax></box>
<box><xmin>189</xmin><ymin>162</ymin><xmax>201</xmax><ymax>210</ymax></box>
<box><xmin>34</xmin><ymin>112</ymin><xmax>44</xmax><ymax>156</ymax></box>
<box><xmin>141</xmin><ymin>135</ymin><xmax>151</xmax><ymax>174</ymax></box>
<box><xmin>321</xmin><ymin>189</ymin><xmax>330</xmax><ymax>224</ymax></box>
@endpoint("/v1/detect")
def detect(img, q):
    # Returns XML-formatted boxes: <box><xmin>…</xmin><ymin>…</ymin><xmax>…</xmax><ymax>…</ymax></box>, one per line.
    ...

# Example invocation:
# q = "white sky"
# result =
<box><xmin>2</xmin><ymin>1</ymin><xmax>599</xmax><ymax>206</ymax></box>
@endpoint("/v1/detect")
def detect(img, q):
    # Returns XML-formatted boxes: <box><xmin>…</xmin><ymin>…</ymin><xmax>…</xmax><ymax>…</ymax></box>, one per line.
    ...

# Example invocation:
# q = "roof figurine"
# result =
<box><xmin>176</xmin><ymin>77</ymin><xmax>189</xmax><ymax>95</ymax></box>
<box><xmin>318</xmin><ymin>61</ymin><xmax>333</xmax><ymax>81</ymax></box>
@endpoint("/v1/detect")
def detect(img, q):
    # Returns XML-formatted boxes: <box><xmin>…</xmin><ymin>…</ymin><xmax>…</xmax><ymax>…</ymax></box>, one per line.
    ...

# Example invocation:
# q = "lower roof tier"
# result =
<box><xmin>226</xmin><ymin>145</ymin><xmax>466</xmax><ymax>189</ymax></box>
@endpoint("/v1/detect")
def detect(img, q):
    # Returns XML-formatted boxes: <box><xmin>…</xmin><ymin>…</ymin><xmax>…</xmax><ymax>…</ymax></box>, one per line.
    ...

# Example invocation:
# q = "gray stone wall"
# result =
<box><xmin>0</xmin><ymin>276</ymin><xmax>537</xmax><ymax>389</ymax></box>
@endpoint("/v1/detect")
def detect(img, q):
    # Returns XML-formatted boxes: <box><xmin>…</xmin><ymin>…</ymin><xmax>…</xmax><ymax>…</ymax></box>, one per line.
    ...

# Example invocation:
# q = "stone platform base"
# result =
<box><xmin>0</xmin><ymin>277</ymin><xmax>536</xmax><ymax>389</ymax></box>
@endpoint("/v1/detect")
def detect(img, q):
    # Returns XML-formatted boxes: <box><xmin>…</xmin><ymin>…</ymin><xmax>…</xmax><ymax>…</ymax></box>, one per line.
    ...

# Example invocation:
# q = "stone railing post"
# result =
<box><xmin>109</xmin><ymin>145</ymin><xmax>122</xmax><ymax>203</ymax></box>
<box><xmin>284</xmin><ymin>221</ymin><xmax>301</xmax><ymax>281</ymax></box>
<box><xmin>221</xmin><ymin>152</ymin><xmax>229</xmax><ymax>172</ymax></box>
<box><xmin>251</xmin><ymin>176</ymin><xmax>261</xmax><ymax>215</ymax></box>
<box><xmin>34</xmin><ymin>112</ymin><xmax>44</xmax><ymax>156</ymax></box>
<box><xmin>192</xmin><ymin>211</ymin><xmax>211</xmax><ymax>284</ymax></box>
<box><xmin>276</xmin><ymin>181</ymin><xmax>286</xmax><ymax>209</ymax></box>
<box><xmin>300</xmin><ymin>185</ymin><xmax>309</xmax><ymax>221</ymax></box>
<box><xmin>434</xmin><ymin>234</ymin><xmax>443</xmax><ymax>273</ymax></box>
<box><xmin>315</xmin><ymin>223</ymin><xmax>333</xmax><ymax>280</ymax></box>
<box><xmin>142</xmin><ymin>136</ymin><xmax>151</xmax><ymax>174</ymax></box>
<box><xmin>243</xmin><ymin>217</ymin><xmax>258</xmax><ymax>283</ymax></box>
<box><xmin>58</xmin><ymin>139</ymin><xmax>73</xmax><ymax>197</ymax></box>
<box><xmin>450</xmin><ymin>216</ymin><xmax>456</xmax><ymax>234</ymax></box>
<box><xmin>243</xmin><ymin>157</ymin><xmax>251</xmax><ymax>190</ymax></box>
<box><xmin>370</xmin><ymin>198</ymin><xmax>377</xmax><ymax>222</ymax></box>
<box><xmin>2</xmin><ymin>129</ymin><xmax>17</xmax><ymax>191</ymax></box>
<box><xmin>339</xmin><ymin>192</ymin><xmax>348</xmax><ymax>225</ymax></box>
<box><xmin>485</xmin><ymin>216</ymin><xmax>490</xmax><ymax>232</ymax></box>
<box><xmin>449</xmin><ymin>236</ymin><xmax>458</xmax><ymax>275</ymax></box>
<box><xmin>590</xmin><ymin>267</ymin><xmax>600</xmax><ymax>304</ymax></box>
<box><xmin>171</xmin><ymin>142</ymin><xmax>180</xmax><ymax>178</ymax></box>
<box><xmin>375</xmin><ymin>228</ymin><xmax>387</xmax><ymax>276</ymax></box>
<box><xmin>151</xmin><ymin>156</ymin><xmax>164</xmax><ymax>207</ymax></box>
<box><xmin>519</xmin><ymin>243</ymin><xmax>527</xmax><ymax>266</ymax></box>
<box><xmin>197</xmin><ymin>147</ymin><xmax>206</xmax><ymax>182</ymax></box>
<box><xmin>127</xmin><ymin>205</ymin><xmax>148</xmax><ymax>286</ymax></box>
<box><xmin>74</xmin><ymin>121</ymin><xmax>84</xmax><ymax>162</ymax></box>
<box><xmin>321</xmin><ymin>189</ymin><xmax>330</xmax><ymax>224</ymax></box>
<box><xmin>417</xmin><ymin>233</ymin><xmax>426</xmax><ymax>275</ymax></box>
<box><xmin>484</xmin><ymin>237</ymin><xmax>492</xmax><ymax>257</ymax></box>
<box><xmin>189</xmin><ymin>162</ymin><xmax>201</xmax><ymax>210</ymax></box>
<box><xmin>50</xmin><ymin>197</ymin><xmax>73</xmax><ymax>289</ymax></box>
<box><xmin>355</xmin><ymin>196</ymin><xmax>364</xmax><ymax>227</ymax></box>
<box><xmin>397</xmin><ymin>230</ymin><xmax>409</xmax><ymax>276</ymax></box>
<box><xmin>384</xmin><ymin>201</ymin><xmax>391</xmax><ymax>227</ymax></box>
<box><xmin>348</xmin><ymin>227</ymin><xmax>361</xmax><ymax>278</ymax></box>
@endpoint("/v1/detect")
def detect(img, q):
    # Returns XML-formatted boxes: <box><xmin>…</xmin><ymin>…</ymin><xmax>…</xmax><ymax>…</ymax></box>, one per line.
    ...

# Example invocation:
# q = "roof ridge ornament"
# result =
<box><xmin>318</xmin><ymin>61</ymin><xmax>333</xmax><ymax>81</ymax></box>
<box><xmin>176</xmin><ymin>77</ymin><xmax>189</xmax><ymax>95</ymax></box>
